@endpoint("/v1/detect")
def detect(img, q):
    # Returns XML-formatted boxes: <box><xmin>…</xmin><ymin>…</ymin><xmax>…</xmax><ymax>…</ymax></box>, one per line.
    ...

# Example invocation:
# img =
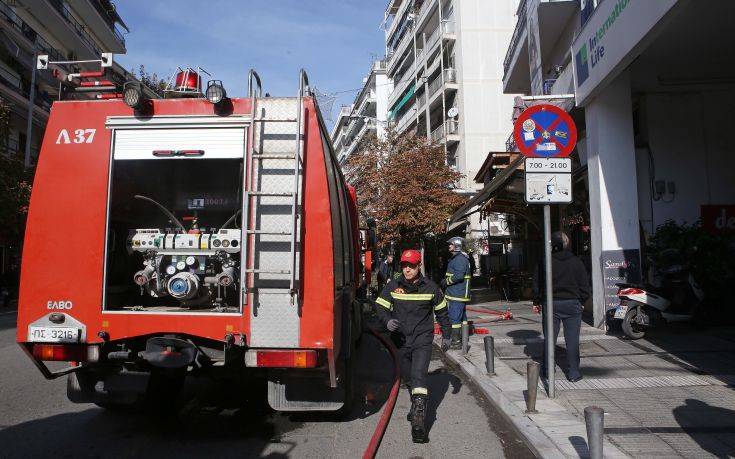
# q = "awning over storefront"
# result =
<box><xmin>447</xmin><ymin>155</ymin><xmax>525</xmax><ymax>232</ymax></box>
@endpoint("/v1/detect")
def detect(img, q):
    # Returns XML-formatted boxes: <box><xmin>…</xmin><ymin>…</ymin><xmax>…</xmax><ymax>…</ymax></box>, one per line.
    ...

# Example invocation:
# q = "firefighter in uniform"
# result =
<box><xmin>375</xmin><ymin>249</ymin><xmax>451</xmax><ymax>443</ymax></box>
<box><xmin>441</xmin><ymin>237</ymin><xmax>472</xmax><ymax>349</ymax></box>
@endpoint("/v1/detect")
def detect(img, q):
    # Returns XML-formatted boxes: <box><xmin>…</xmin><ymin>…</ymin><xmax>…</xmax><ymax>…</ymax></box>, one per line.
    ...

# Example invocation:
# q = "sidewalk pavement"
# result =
<box><xmin>437</xmin><ymin>287</ymin><xmax>735</xmax><ymax>458</ymax></box>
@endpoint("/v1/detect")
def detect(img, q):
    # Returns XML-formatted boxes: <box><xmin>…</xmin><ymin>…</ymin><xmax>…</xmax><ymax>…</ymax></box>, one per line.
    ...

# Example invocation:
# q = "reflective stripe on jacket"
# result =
<box><xmin>445</xmin><ymin>252</ymin><xmax>471</xmax><ymax>302</ymax></box>
<box><xmin>375</xmin><ymin>275</ymin><xmax>451</xmax><ymax>339</ymax></box>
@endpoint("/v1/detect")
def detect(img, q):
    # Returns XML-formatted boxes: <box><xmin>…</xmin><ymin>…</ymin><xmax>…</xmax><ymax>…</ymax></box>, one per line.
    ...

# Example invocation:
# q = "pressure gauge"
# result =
<box><xmin>185</xmin><ymin>256</ymin><xmax>196</xmax><ymax>266</ymax></box>
<box><xmin>222</xmin><ymin>239</ymin><xmax>230</xmax><ymax>248</ymax></box>
<box><xmin>166</xmin><ymin>265</ymin><xmax>177</xmax><ymax>275</ymax></box>
<box><xmin>212</xmin><ymin>239</ymin><xmax>221</xmax><ymax>247</ymax></box>
<box><xmin>176</xmin><ymin>260</ymin><xmax>187</xmax><ymax>271</ymax></box>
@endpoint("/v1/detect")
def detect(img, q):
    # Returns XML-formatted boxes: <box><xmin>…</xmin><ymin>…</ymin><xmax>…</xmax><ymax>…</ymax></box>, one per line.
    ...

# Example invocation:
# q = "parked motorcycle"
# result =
<box><xmin>607</xmin><ymin>249</ymin><xmax>704</xmax><ymax>339</ymax></box>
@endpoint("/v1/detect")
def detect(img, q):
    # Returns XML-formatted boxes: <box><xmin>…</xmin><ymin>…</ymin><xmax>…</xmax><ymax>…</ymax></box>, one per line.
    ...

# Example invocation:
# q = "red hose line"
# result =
<box><xmin>362</xmin><ymin>327</ymin><xmax>401</xmax><ymax>459</ymax></box>
<box><xmin>466</xmin><ymin>306</ymin><xmax>507</xmax><ymax>315</ymax></box>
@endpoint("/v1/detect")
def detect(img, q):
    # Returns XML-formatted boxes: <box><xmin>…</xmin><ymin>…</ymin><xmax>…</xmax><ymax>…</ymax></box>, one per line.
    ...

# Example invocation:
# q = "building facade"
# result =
<box><xmin>0</xmin><ymin>0</ymin><xmax>129</xmax><ymax>165</ymax></box>
<box><xmin>483</xmin><ymin>0</ymin><xmax>735</xmax><ymax>327</ymax></box>
<box><xmin>383</xmin><ymin>0</ymin><xmax>517</xmax><ymax>190</ymax></box>
<box><xmin>331</xmin><ymin>59</ymin><xmax>392</xmax><ymax>166</ymax></box>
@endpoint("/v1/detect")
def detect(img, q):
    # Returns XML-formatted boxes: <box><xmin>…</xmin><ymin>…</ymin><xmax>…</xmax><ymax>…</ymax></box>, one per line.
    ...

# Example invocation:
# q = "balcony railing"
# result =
<box><xmin>394</xmin><ymin>103</ymin><xmax>417</xmax><ymax>133</ymax></box>
<box><xmin>441</xmin><ymin>19</ymin><xmax>455</xmax><ymax>35</ymax></box>
<box><xmin>89</xmin><ymin>0</ymin><xmax>125</xmax><ymax>45</ymax></box>
<box><xmin>445</xmin><ymin>119</ymin><xmax>458</xmax><ymax>136</ymax></box>
<box><xmin>47</xmin><ymin>0</ymin><xmax>103</xmax><ymax>55</ymax></box>
<box><xmin>503</xmin><ymin>0</ymin><xmax>528</xmax><ymax>75</ymax></box>
<box><xmin>416</xmin><ymin>90</ymin><xmax>426</xmax><ymax>109</ymax></box>
<box><xmin>430</xmin><ymin>123</ymin><xmax>444</xmax><ymax>143</ymax></box>
<box><xmin>428</xmin><ymin>74</ymin><xmax>443</xmax><ymax>96</ymax></box>
<box><xmin>424</xmin><ymin>25</ymin><xmax>440</xmax><ymax>51</ymax></box>
<box><xmin>0</xmin><ymin>0</ymin><xmax>65</xmax><ymax>62</ymax></box>
<box><xmin>443</xmin><ymin>67</ymin><xmax>456</xmax><ymax>83</ymax></box>
<box><xmin>506</xmin><ymin>132</ymin><xmax>517</xmax><ymax>152</ymax></box>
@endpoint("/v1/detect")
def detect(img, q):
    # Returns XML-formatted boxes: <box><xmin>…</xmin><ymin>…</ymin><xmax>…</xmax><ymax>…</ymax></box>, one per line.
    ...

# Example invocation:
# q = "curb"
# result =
<box><xmin>436</xmin><ymin>339</ymin><xmax>565</xmax><ymax>459</ymax></box>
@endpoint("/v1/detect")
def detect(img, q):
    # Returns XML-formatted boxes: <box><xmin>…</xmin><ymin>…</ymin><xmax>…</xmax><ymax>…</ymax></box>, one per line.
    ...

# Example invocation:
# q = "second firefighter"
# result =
<box><xmin>442</xmin><ymin>237</ymin><xmax>472</xmax><ymax>349</ymax></box>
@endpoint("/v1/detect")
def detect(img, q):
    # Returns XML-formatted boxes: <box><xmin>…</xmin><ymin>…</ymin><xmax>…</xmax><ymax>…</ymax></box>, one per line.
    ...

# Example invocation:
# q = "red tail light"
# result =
<box><xmin>618</xmin><ymin>288</ymin><xmax>644</xmax><ymax>296</ymax></box>
<box><xmin>32</xmin><ymin>344</ymin><xmax>99</xmax><ymax>362</ymax></box>
<box><xmin>245</xmin><ymin>350</ymin><xmax>318</xmax><ymax>368</ymax></box>
<box><xmin>153</xmin><ymin>150</ymin><xmax>175</xmax><ymax>157</ymax></box>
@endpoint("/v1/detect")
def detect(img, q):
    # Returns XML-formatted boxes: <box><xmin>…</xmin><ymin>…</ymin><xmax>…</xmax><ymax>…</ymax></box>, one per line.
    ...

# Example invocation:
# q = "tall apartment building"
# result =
<box><xmin>383</xmin><ymin>0</ymin><xmax>517</xmax><ymax>191</ymax></box>
<box><xmin>331</xmin><ymin>59</ymin><xmax>392</xmax><ymax>167</ymax></box>
<box><xmin>0</xmin><ymin>0</ymin><xmax>129</xmax><ymax>164</ymax></box>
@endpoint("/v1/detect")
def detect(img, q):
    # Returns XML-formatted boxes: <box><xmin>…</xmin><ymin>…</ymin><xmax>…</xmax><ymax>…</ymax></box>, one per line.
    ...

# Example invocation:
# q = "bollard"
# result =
<box><xmin>484</xmin><ymin>335</ymin><xmax>495</xmax><ymax>375</ymax></box>
<box><xmin>525</xmin><ymin>361</ymin><xmax>540</xmax><ymax>414</ymax></box>
<box><xmin>584</xmin><ymin>406</ymin><xmax>604</xmax><ymax>459</ymax></box>
<box><xmin>461</xmin><ymin>321</ymin><xmax>470</xmax><ymax>354</ymax></box>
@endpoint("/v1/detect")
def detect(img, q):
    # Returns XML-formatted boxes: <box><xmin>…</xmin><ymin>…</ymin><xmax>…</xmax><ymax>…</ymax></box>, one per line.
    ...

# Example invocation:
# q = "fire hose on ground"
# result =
<box><xmin>362</xmin><ymin>326</ymin><xmax>400</xmax><ymax>459</ymax></box>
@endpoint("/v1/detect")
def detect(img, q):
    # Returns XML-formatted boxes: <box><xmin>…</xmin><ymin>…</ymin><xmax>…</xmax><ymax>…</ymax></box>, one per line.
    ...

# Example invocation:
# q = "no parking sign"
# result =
<box><xmin>513</xmin><ymin>104</ymin><xmax>577</xmax><ymax>158</ymax></box>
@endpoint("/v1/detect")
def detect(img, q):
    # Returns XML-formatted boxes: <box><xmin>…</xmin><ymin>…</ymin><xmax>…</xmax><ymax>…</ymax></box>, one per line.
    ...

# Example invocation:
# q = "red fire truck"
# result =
<box><xmin>17</xmin><ymin>58</ymin><xmax>362</xmax><ymax>412</ymax></box>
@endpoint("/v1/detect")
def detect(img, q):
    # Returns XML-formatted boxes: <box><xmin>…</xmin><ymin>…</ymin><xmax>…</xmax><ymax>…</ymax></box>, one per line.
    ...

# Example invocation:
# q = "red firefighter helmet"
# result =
<box><xmin>400</xmin><ymin>249</ymin><xmax>421</xmax><ymax>265</ymax></box>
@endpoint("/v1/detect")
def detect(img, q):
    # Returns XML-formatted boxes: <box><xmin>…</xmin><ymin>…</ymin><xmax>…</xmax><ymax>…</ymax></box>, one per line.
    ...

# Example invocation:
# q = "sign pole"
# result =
<box><xmin>543</xmin><ymin>204</ymin><xmax>555</xmax><ymax>398</ymax></box>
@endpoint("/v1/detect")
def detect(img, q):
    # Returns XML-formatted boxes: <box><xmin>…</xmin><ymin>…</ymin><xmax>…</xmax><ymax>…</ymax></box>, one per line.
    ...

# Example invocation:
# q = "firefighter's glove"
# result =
<box><xmin>386</xmin><ymin>319</ymin><xmax>402</xmax><ymax>332</ymax></box>
<box><xmin>441</xmin><ymin>337</ymin><xmax>451</xmax><ymax>352</ymax></box>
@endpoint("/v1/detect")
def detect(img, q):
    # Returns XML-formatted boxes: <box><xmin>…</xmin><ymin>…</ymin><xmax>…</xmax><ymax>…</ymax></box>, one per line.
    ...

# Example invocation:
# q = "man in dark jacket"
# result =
<box><xmin>533</xmin><ymin>231</ymin><xmax>591</xmax><ymax>382</ymax></box>
<box><xmin>375</xmin><ymin>249</ymin><xmax>451</xmax><ymax>443</ymax></box>
<box><xmin>376</xmin><ymin>252</ymin><xmax>394</xmax><ymax>291</ymax></box>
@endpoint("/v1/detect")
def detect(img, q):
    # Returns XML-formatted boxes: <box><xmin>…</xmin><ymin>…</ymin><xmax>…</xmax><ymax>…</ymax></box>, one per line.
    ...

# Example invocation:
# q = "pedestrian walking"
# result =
<box><xmin>375</xmin><ymin>249</ymin><xmax>451</xmax><ymax>443</ymax></box>
<box><xmin>441</xmin><ymin>237</ymin><xmax>472</xmax><ymax>349</ymax></box>
<box><xmin>533</xmin><ymin>231</ymin><xmax>591</xmax><ymax>382</ymax></box>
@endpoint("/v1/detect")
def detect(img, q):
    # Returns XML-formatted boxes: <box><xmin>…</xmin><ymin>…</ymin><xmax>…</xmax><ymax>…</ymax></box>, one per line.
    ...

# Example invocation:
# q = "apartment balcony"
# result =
<box><xmin>387</xmin><ymin>26</ymin><xmax>414</xmax><ymax>74</ymax></box>
<box><xmin>423</xmin><ymin>25</ymin><xmax>441</xmax><ymax>55</ymax></box>
<box><xmin>416</xmin><ymin>90</ymin><xmax>426</xmax><ymax>111</ymax></box>
<box><xmin>389</xmin><ymin>71</ymin><xmax>414</xmax><ymax>109</ymax></box>
<box><xmin>67</xmin><ymin>0</ymin><xmax>127</xmax><ymax>53</ymax></box>
<box><xmin>394</xmin><ymin>102</ymin><xmax>417</xmax><ymax>135</ymax></box>
<box><xmin>502</xmin><ymin>0</ymin><xmax>579</xmax><ymax>94</ymax></box>
<box><xmin>1</xmin><ymin>137</ymin><xmax>39</xmax><ymax>160</ymax></box>
<box><xmin>430</xmin><ymin>119</ymin><xmax>460</xmax><ymax>145</ymax></box>
<box><xmin>343</xmin><ymin>119</ymin><xmax>377</xmax><ymax>159</ymax></box>
<box><xmin>443</xmin><ymin>67</ymin><xmax>456</xmax><ymax>84</ymax></box>
<box><xmin>19</xmin><ymin>0</ymin><xmax>102</xmax><ymax>58</ymax></box>
<box><xmin>441</xmin><ymin>19</ymin><xmax>456</xmax><ymax>39</ymax></box>
<box><xmin>0</xmin><ymin>1</ymin><xmax>65</xmax><ymax>62</ymax></box>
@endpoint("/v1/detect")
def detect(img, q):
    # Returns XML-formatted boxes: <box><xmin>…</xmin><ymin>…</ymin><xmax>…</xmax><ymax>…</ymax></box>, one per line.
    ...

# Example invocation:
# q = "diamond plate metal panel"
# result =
<box><xmin>250</xmin><ymin>290</ymin><xmax>299</xmax><ymax>347</ymax></box>
<box><xmin>246</xmin><ymin>96</ymin><xmax>303</xmax><ymax>347</ymax></box>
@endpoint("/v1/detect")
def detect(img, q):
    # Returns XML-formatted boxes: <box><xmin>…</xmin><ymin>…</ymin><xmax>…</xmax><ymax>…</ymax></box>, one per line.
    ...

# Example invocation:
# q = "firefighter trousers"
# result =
<box><xmin>448</xmin><ymin>300</ymin><xmax>468</xmax><ymax>330</ymax></box>
<box><xmin>395</xmin><ymin>334</ymin><xmax>432</xmax><ymax>395</ymax></box>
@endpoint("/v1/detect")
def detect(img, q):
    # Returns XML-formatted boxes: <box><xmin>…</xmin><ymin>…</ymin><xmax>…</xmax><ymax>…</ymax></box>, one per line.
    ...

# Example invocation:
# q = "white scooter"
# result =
<box><xmin>607</xmin><ymin>249</ymin><xmax>705</xmax><ymax>339</ymax></box>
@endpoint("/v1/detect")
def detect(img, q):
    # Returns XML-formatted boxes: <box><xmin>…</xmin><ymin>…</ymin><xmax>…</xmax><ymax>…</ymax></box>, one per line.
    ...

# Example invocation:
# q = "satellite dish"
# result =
<box><xmin>447</xmin><ymin>107</ymin><xmax>459</xmax><ymax>118</ymax></box>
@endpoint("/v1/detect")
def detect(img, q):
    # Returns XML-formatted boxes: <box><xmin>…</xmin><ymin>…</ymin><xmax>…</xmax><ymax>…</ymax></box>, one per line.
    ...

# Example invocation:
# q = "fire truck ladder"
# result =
<box><xmin>241</xmin><ymin>69</ymin><xmax>308</xmax><ymax>347</ymax></box>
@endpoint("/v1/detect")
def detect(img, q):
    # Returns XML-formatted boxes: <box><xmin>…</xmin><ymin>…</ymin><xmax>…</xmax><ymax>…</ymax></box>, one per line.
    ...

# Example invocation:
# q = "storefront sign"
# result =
<box><xmin>571</xmin><ymin>0</ymin><xmax>678</xmax><ymax>106</ymax></box>
<box><xmin>701</xmin><ymin>205</ymin><xmax>735</xmax><ymax>234</ymax></box>
<box><xmin>601</xmin><ymin>249</ymin><xmax>641</xmax><ymax>312</ymax></box>
<box><xmin>514</xmin><ymin>104</ymin><xmax>577</xmax><ymax>158</ymax></box>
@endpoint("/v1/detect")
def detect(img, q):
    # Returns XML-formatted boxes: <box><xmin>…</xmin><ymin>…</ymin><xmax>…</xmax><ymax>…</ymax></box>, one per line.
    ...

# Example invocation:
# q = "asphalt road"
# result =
<box><xmin>0</xmin><ymin>310</ymin><xmax>532</xmax><ymax>458</ymax></box>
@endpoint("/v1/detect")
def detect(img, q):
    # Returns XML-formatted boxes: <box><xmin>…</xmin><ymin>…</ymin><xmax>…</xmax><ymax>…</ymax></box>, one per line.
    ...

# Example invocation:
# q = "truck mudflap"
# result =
<box><xmin>267</xmin><ymin>376</ymin><xmax>345</xmax><ymax>412</ymax></box>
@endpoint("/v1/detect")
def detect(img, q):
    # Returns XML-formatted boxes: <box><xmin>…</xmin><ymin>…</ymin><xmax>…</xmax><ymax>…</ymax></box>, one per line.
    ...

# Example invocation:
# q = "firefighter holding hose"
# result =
<box><xmin>442</xmin><ymin>237</ymin><xmax>472</xmax><ymax>349</ymax></box>
<box><xmin>375</xmin><ymin>249</ymin><xmax>451</xmax><ymax>443</ymax></box>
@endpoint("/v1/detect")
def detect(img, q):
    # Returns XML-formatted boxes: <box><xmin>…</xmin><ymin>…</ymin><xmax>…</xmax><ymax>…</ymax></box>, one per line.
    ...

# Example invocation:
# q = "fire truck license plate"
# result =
<box><xmin>613</xmin><ymin>305</ymin><xmax>628</xmax><ymax>319</ymax></box>
<box><xmin>28</xmin><ymin>327</ymin><xmax>80</xmax><ymax>343</ymax></box>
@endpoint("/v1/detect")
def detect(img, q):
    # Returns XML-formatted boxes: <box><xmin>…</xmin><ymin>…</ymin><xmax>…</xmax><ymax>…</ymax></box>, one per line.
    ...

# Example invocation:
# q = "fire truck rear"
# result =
<box><xmin>17</xmin><ymin>56</ymin><xmax>361</xmax><ymax>412</ymax></box>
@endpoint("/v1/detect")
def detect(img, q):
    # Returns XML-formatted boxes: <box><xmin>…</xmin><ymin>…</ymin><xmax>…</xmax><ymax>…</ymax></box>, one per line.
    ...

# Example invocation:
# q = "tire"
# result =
<box><xmin>622</xmin><ymin>307</ymin><xmax>647</xmax><ymax>340</ymax></box>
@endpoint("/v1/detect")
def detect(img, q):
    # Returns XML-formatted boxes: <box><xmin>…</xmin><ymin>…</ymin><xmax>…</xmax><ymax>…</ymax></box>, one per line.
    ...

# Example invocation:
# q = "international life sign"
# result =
<box><xmin>571</xmin><ymin>0</ymin><xmax>679</xmax><ymax>106</ymax></box>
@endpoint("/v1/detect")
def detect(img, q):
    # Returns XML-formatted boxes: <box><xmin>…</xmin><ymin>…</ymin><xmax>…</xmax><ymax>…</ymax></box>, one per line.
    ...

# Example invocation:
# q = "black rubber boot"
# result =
<box><xmin>410</xmin><ymin>395</ymin><xmax>429</xmax><ymax>443</ymax></box>
<box><xmin>450</xmin><ymin>328</ymin><xmax>461</xmax><ymax>349</ymax></box>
